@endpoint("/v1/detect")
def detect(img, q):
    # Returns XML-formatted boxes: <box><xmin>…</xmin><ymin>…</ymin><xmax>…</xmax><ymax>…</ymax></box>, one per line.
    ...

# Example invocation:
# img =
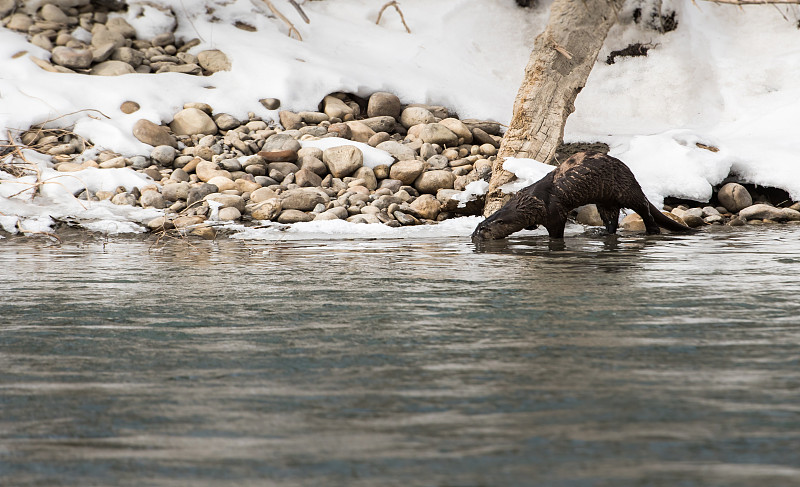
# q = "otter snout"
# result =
<box><xmin>471</xmin><ymin>210</ymin><xmax>527</xmax><ymax>242</ymax></box>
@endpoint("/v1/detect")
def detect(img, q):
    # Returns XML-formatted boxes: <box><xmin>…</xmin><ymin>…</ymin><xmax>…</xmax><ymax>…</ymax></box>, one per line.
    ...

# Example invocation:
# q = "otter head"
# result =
<box><xmin>472</xmin><ymin>192</ymin><xmax>546</xmax><ymax>242</ymax></box>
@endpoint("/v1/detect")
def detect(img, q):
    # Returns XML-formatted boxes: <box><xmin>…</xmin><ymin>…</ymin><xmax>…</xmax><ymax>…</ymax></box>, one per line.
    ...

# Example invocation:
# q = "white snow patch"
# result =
<box><xmin>453</xmin><ymin>180</ymin><xmax>489</xmax><ymax>208</ymax></box>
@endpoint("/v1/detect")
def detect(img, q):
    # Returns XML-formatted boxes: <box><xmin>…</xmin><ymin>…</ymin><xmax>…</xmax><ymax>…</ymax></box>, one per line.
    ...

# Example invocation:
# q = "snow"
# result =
<box><xmin>1</xmin><ymin>0</ymin><xmax>799</xmax><ymax>238</ymax></box>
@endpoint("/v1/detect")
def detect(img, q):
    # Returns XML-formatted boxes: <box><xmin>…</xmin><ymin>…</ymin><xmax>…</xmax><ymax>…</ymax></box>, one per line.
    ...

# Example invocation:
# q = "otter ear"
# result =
<box><xmin>525</xmin><ymin>224</ymin><xmax>538</xmax><ymax>230</ymax></box>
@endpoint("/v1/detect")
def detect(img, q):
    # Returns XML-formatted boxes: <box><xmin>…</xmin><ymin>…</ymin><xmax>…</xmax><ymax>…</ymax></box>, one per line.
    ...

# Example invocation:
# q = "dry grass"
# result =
<box><xmin>376</xmin><ymin>1</ymin><xmax>412</xmax><ymax>33</ymax></box>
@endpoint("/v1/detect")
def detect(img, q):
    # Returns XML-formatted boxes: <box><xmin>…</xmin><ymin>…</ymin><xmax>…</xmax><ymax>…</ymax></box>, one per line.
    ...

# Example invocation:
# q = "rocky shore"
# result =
<box><xmin>2</xmin><ymin>1</ymin><xmax>800</xmax><ymax>240</ymax></box>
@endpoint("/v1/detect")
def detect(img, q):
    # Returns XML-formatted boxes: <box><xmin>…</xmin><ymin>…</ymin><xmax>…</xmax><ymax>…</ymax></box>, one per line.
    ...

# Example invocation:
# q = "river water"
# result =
<box><xmin>2</xmin><ymin>224</ymin><xmax>800</xmax><ymax>486</ymax></box>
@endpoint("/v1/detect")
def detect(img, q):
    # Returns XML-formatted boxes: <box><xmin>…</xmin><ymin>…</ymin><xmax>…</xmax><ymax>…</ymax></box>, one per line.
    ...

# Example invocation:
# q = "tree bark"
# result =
<box><xmin>483</xmin><ymin>0</ymin><xmax>624</xmax><ymax>216</ymax></box>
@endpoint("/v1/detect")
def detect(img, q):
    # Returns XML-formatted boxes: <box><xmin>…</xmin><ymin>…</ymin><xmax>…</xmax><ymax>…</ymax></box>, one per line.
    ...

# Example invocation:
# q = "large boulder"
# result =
<box><xmin>717</xmin><ymin>183</ymin><xmax>752</xmax><ymax>213</ymax></box>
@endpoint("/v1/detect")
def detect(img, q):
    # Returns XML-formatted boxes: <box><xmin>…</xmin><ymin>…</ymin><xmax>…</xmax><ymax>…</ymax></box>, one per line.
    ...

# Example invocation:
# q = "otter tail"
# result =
<box><xmin>649</xmin><ymin>203</ymin><xmax>695</xmax><ymax>232</ymax></box>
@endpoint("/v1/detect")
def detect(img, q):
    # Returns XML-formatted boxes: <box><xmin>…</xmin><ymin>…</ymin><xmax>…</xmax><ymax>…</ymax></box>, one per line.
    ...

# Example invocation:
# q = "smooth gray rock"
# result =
<box><xmin>360</xmin><ymin>116</ymin><xmax>396</xmax><ymax>133</ymax></box>
<box><xmin>90</xmin><ymin>60</ymin><xmax>135</xmax><ymax>76</ymax></box>
<box><xmin>739</xmin><ymin>204</ymin><xmax>800</xmax><ymax>222</ymax></box>
<box><xmin>277</xmin><ymin>209</ymin><xmax>314</xmax><ymax>224</ymax></box>
<box><xmin>400</xmin><ymin>106</ymin><xmax>435</xmax><ymax>129</ymax></box>
<box><xmin>472</xmin><ymin>127</ymin><xmax>499</xmax><ymax>148</ymax></box>
<box><xmin>51</xmin><ymin>46</ymin><xmax>93</xmax><ymax>69</ymax></box>
<box><xmin>439</xmin><ymin>118</ymin><xmax>473</xmax><ymax>144</ymax></box>
<box><xmin>352</xmin><ymin>166</ymin><xmax>377</xmax><ymax>191</ymax></box>
<box><xmin>186</xmin><ymin>183</ymin><xmax>219</xmax><ymax>206</ymax></box>
<box><xmin>106</xmin><ymin>17</ymin><xmax>136</xmax><ymax>38</ymax></box>
<box><xmin>717</xmin><ymin>183</ymin><xmax>752</xmax><ymax>213</ymax></box>
<box><xmin>170</xmin><ymin>108</ymin><xmax>217</xmax><ymax>136</ymax></box>
<box><xmin>213</xmin><ymin>113</ymin><xmax>240</xmax><ymax>130</ymax></box>
<box><xmin>249</xmin><ymin>198</ymin><xmax>282</xmax><ymax>220</ymax></box>
<box><xmin>6</xmin><ymin>13</ymin><xmax>33</xmax><ymax>32</ymax></box>
<box><xmin>415</xmin><ymin>170</ymin><xmax>456</xmax><ymax>194</ymax></box>
<box><xmin>279</xmin><ymin>188</ymin><xmax>329</xmax><ymax>211</ymax></box>
<box><xmin>576</xmin><ymin>204</ymin><xmax>603</xmax><ymax>226</ymax></box>
<box><xmin>204</xmin><ymin>193</ymin><xmax>246</xmax><ymax>212</ymax></box>
<box><xmin>409</xmin><ymin>194</ymin><xmax>441</xmax><ymax>220</ymax></box>
<box><xmin>419</xmin><ymin>123</ymin><xmax>459</xmax><ymax>146</ymax></box>
<box><xmin>322</xmin><ymin>145</ymin><xmax>363</xmax><ymax>178</ymax></box>
<box><xmin>0</xmin><ymin>0</ymin><xmax>17</xmax><ymax>19</ymax></box>
<box><xmin>91</xmin><ymin>26</ymin><xmax>126</xmax><ymax>50</ymax></box>
<box><xmin>140</xmin><ymin>190</ymin><xmax>165</xmax><ymax>209</ymax></box>
<box><xmin>367</xmin><ymin>92</ymin><xmax>402</xmax><ymax>119</ymax></box>
<box><xmin>262</xmin><ymin>133</ymin><xmax>301</xmax><ymax>153</ymax></box>
<box><xmin>389</xmin><ymin>160</ymin><xmax>425</xmax><ymax>185</ymax></box>
<box><xmin>133</xmin><ymin>119</ymin><xmax>177</xmax><ymax>148</ymax></box>
<box><xmin>150</xmin><ymin>145</ymin><xmax>177</xmax><ymax>165</ymax></box>
<box><xmin>376</xmin><ymin>140</ymin><xmax>416</xmax><ymax>161</ymax></box>
<box><xmin>197</xmin><ymin>49</ymin><xmax>231</xmax><ymax>72</ymax></box>
<box><xmin>112</xmin><ymin>47</ymin><xmax>145</xmax><ymax>67</ymax></box>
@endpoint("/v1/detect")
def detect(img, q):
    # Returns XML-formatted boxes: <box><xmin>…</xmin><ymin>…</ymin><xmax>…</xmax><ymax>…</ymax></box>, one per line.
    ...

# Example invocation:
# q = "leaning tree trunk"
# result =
<box><xmin>483</xmin><ymin>0</ymin><xmax>624</xmax><ymax>216</ymax></box>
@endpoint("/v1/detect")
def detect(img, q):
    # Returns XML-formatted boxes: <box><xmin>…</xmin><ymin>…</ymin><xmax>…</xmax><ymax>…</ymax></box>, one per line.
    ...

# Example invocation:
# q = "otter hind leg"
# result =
<box><xmin>596</xmin><ymin>205</ymin><xmax>620</xmax><ymax>234</ymax></box>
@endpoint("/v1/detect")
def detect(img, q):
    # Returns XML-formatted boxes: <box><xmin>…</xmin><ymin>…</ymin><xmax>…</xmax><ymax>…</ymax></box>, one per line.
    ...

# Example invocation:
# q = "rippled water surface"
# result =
<box><xmin>2</xmin><ymin>225</ymin><xmax>800</xmax><ymax>486</ymax></box>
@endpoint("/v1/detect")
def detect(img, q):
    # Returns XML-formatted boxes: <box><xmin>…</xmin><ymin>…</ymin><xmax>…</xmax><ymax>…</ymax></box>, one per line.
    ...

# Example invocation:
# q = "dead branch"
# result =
<box><xmin>376</xmin><ymin>1</ymin><xmax>412</xmax><ymax>33</ymax></box>
<box><xmin>16</xmin><ymin>221</ymin><xmax>63</xmax><ymax>244</ymax></box>
<box><xmin>287</xmin><ymin>0</ymin><xmax>310</xmax><ymax>23</ymax></box>
<box><xmin>259</xmin><ymin>0</ymin><xmax>303</xmax><ymax>40</ymax></box>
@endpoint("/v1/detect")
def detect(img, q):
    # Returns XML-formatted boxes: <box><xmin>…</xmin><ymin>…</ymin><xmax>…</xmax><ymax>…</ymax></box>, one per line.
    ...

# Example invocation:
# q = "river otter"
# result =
<box><xmin>472</xmin><ymin>152</ymin><xmax>692</xmax><ymax>241</ymax></box>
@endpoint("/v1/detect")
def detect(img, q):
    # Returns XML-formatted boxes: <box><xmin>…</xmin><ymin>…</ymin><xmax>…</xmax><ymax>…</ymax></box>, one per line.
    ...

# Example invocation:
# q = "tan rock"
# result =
<box><xmin>170</xmin><ymin>108</ymin><xmax>218</xmax><ymax>136</ymax></box>
<box><xmin>132</xmin><ymin>119</ymin><xmax>177</xmax><ymax>148</ymax></box>
<box><xmin>249</xmin><ymin>198</ymin><xmax>282</xmax><ymax>220</ymax></box>
<box><xmin>344</xmin><ymin>120</ymin><xmax>375</xmax><ymax>143</ymax></box>
<box><xmin>249</xmin><ymin>187</ymin><xmax>278</xmax><ymax>204</ymax></box>
<box><xmin>195</xmin><ymin>160</ymin><xmax>231</xmax><ymax>182</ymax></box>
<box><xmin>409</xmin><ymin>194</ymin><xmax>441</xmax><ymax>220</ymax></box>
<box><xmin>414</xmin><ymin>170</ymin><xmax>456</xmax><ymax>194</ymax></box>
<box><xmin>207</xmin><ymin>175</ymin><xmax>236</xmax><ymax>192</ymax></box>
<box><xmin>389</xmin><ymin>160</ymin><xmax>425</xmax><ymax>185</ymax></box>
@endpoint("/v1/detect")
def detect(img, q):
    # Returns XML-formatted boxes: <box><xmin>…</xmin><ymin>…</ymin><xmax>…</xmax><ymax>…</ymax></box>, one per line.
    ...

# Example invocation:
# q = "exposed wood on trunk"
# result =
<box><xmin>483</xmin><ymin>0</ymin><xmax>624</xmax><ymax>216</ymax></box>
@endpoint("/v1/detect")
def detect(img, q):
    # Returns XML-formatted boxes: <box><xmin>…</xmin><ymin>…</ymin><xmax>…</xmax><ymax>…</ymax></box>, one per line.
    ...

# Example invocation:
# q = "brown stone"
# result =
<box><xmin>132</xmin><ymin>119</ymin><xmax>177</xmax><ymax>148</ymax></box>
<box><xmin>258</xmin><ymin>149</ymin><xmax>298</xmax><ymax>162</ymax></box>
<box><xmin>120</xmin><ymin>101</ymin><xmax>140</xmax><ymax>114</ymax></box>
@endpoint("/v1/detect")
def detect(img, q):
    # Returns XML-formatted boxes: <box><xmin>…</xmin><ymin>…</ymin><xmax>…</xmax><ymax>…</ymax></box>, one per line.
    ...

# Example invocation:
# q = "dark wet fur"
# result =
<box><xmin>472</xmin><ymin>152</ymin><xmax>693</xmax><ymax>241</ymax></box>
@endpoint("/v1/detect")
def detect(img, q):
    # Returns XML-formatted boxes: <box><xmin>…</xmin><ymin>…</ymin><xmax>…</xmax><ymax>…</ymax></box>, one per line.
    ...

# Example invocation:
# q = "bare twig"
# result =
<box><xmin>288</xmin><ymin>0</ymin><xmax>310</xmax><ymax>23</ymax></box>
<box><xmin>376</xmin><ymin>1</ymin><xmax>412</xmax><ymax>33</ymax></box>
<box><xmin>16</xmin><ymin>220</ymin><xmax>62</xmax><ymax>244</ymax></box>
<box><xmin>547</xmin><ymin>34</ymin><xmax>573</xmax><ymax>60</ymax></box>
<box><xmin>0</xmin><ymin>131</ymin><xmax>88</xmax><ymax>208</ymax></box>
<box><xmin>259</xmin><ymin>0</ymin><xmax>303</xmax><ymax>40</ymax></box>
<box><xmin>38</xmin><ymin>108</ymin><xmax>111</xmax><ymax>125</ymax></box>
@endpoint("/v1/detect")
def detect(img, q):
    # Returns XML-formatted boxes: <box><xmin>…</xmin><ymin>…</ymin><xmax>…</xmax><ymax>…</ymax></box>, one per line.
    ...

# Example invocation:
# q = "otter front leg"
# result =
<box><xmin>596</xmin><ymin>205</ymin><xmax>620</xmax><ymax>234</ymax></box>
<box><xmin>545</xmin><ymin>217</ymin><xmax>567</xmax><ymax>239</ymax></box>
